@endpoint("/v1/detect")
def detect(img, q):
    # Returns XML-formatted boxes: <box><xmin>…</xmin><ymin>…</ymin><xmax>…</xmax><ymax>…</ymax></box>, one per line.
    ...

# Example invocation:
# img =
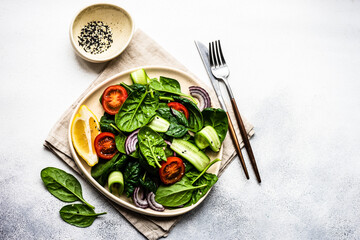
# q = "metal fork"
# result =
<box><xmin>209</xmin><ymin>40</ymin><xmax>261</xmax><ymax>183</ymax></box>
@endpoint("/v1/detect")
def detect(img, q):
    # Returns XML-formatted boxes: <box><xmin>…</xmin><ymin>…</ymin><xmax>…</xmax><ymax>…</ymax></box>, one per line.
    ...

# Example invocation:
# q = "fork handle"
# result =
<box><xmin>230</xmin><ymin>98</ymin><xmax>261</xmax><ymax>183</ymax></box>
<box><xmin>227</xmin><ymin>112</ymin><xmax>249</xmax><ymax>179</ymax></box>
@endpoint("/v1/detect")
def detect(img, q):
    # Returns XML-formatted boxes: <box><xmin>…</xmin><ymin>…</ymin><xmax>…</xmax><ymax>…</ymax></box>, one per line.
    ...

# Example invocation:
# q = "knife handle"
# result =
<box><xmin>227</xmin><ymin>112</ymin><xmax>249</xmax><ymax>179</ymax></box>
<box><xmin>230</xmin><ymin>98</ymin><xmax>261</xmax><ymax>183</ymax></box>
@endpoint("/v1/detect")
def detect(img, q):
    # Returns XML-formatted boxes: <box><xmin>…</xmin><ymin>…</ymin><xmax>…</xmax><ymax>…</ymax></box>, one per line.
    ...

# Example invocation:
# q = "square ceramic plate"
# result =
<box><xmin>68</xmin><ymin>66</ymin><xmax>223</xmax><ymax>217</ymax></box>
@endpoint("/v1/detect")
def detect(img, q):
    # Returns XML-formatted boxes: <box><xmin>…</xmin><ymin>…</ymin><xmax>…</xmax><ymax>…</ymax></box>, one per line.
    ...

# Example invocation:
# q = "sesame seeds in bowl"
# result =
<box><xmin>70</xmin><ymin>3</ymin><xmax>135</xmax><ymax>63</ymax></box>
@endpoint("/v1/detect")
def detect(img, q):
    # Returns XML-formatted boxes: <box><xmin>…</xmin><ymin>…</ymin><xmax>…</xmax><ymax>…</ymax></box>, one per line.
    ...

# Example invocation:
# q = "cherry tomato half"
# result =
<box><xmin>167</xmin><ymin>102</ymin><xmax>189</xmax><ymax>119</ymax></box>
<box><xmin>94</xmin><ymin>132</ymin><xmax>118</xmax><ymax>160</ymax></box>
<box><xmin>101</xmin><ymin>85</ymin><xmax>128</xmax><ymax>115</ymax></box>
<box><xmin>159</xmin><ymin>157</ymin><xmax>185</xmax><ymax>185</ymax></box>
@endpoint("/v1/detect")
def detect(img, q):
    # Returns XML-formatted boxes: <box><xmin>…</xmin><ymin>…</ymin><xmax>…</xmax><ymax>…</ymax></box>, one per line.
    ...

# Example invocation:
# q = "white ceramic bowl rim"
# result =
<box><xmin>69</xmin><ymin>3</ymin><xmax>135</xmax><ymax>63</ymax></box>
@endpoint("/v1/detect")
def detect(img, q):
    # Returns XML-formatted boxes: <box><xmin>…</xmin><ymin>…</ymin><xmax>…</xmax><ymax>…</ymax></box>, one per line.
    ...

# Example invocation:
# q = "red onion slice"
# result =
<box><xmin>147</xmin><ymin>192</ymin><xmax>165</xmax><ymax>211</ymax></box>
<box><xmin>189</xmin><ymin>86</ymin><xmax>211</xmax><ymax>111</ymax></box>
<box><xmin>125</xmin><ymin>129</ymin><xmax>139</xmax><ymax>155</ymax></box>
<box><xmin>133</xmin><ymin>187</ymin><xmax>148</xmax><ymax>209</ymax></box>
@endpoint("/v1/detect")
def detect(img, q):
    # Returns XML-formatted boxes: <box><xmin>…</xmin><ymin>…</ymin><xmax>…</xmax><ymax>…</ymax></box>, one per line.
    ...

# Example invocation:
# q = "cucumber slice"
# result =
<box><xmin>170</xmin><ymin>139</ymin><xmax>210</xmax><ymax>172</ymax></box>
<box><xmin>147</xmin><ymin>115</ymin><xmax>170</xmax><ymax>132</ymax></box>
<box><xmin>108</xmin><ymin>171</ymin><xmax>124</xmax><ymax>195</ymax></box>
<box><xmin>194</xmin><ymin>132</ymin><xmax>209</xmax><ymax>150</ymax></box>
<box><xmin>195</xmin><ymin>126</ymin><xmax>221</xmax><ymax>152</ymax></box>
<box><xmin>130</xmin><ymin>69</ymin><xmax>150</xmax><ymax>85</ymax></box>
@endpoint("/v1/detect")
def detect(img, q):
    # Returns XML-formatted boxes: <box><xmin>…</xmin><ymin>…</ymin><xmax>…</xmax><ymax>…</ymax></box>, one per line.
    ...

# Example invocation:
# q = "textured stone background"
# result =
<box><xmin>1</xmin><ymin>0</ymin><xmax>360</xmax><ymax>239</ymax></box>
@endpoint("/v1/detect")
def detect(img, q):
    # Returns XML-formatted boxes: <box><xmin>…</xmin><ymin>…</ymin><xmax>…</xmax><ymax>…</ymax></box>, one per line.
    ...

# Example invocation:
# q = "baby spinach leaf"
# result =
<box><xmin>184</xmin><ymin>171</ymin><xmax>218</xmax><ymax>207</ymax></box>
<box><xmin>41</xmin><ymin>167</ymin><xmax>94</xmax><ymax>209</ymax></box>
<box><xmin>166</xmin><ymin>123</ymin><xmax>188</xmax><ymax>138</ymax></box>
<box><xmin>115</xmin><ymin>132</ymin><xmax>127</xmax><ymax>154</ymax></box>
<box><xmin>173</xmin><ymin>96</ymin><xmax>203</xmax><ymax>132</ymax></box>
<box><xmin>156</xmin><ymin>103</ymin><xmax>174</xmax><ymax>120</ymax></box>
<box><xmin>156</xmin><ymin>103</ymin><xmax>188</xmax><ymax>138</ymax></box>
<box><xmin>59</xmin><ymin>204</ymin><xmax>106</xmax><ymax>228</ymax></box>
<box><xmin>155</xmin><ymin>177</ymin><xmax>207</xmax><ymax>207</ymax></box>
<box><xmin>149</xmin><ymin>76</ymin><xmax>197</xmax><ymax>103</ymax></box>
<box><xmin>171</xmin><ymin>109</ymin><xmax>188</xmax><ymax>127</ymax></box>
<box><xmin>91</xmin><ymin>154</ymin><xmax>128</xmax><ymax>186</ymax></box>
<box><xmin>139</xmin><ymin>174</ymin><xmax>158</xmax><ymax>193</ymax></box>
<box><xmin>120</xmin><ymin>82</ymin><xmax>146</xmax><ymax>94</ymax></box>
<box><xmin>123</xmin><ymin>161</ymin><xmax>142</xmax><ymax>197</ymax></box>
<box><xmin>202</xmin><ymin>108</ymin><xmax>229</xmax><ymax>143</ymax></box>
<box><xmin>164</xmin><ymin>145</ymin><xmax>175</xmax><ymax>158</ymax></box>
<box><xmin>115</xmin><ymin>89</ymin><xmax>159</xmax><ymax>132</ymax></box>
<box><xmin>99</xmin><ymin>113</ymin><xmax>118</xmax><ymax>134</ymax></box>
<box><xmin>138</xmin><ymin>152</ymin><xmax>157</xmax><ymax>176</ymax></box>
<box><xmin>138</xmin><ymin>126</ymin><xmax>167</xmax><ymax>168</ymax></box>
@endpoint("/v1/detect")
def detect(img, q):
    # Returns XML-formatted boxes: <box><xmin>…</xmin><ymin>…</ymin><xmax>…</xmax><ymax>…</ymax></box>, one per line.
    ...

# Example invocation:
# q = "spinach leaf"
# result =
<box><xmin>59</xmin><ymin>204</ymin><xmax>106</xmax><ymax>228</ymax></box>
<box><xmin>171</xmin><ymin>109</ymin><xmax>188</xmax><ymax>127</ymax></box>
<box><xmin>115</xmin><ymin>89</ymin><xmax>159</xmax><ymax>132</ymax></box>
<box><xmin>139</xmin><ymin>174</ymin><xmax>158</xmax><ymax>193</ymax></box>
<box><xmin>115</xmin><ymin>132</ymin><xmax>127</xmax><ymax>154</ymax></box>
<box><xmin>138</xmin><ymin>152</ymin><xmax>157</xmax><ymax>176</ymax></box>
<box><xmin>173</xmin><ymin>96</ymin><xmax>203</xmax><ymax>132</ymax></box>
<box><xmin>166</xmin><ymin>123</ymin><xmax>188</xmax><ymax>138</ymax></box>
<box><xmin>156</xmin><ymin>103</ymin><xmax>188</xmax><ymax>138</ymax></box>
<box><xmin>164</xmin><ymin>145</ymin><xmax>174</xmax><ymax>158</ymax></box>
<box><xmin>202</xmin><ymin>108</ymin><xmax>229</xmax><ymax>143</ymax></box>
<box><xmin>184</xmin><ymin>171</ymin><xmax>218</xmax><ymax>207</ymax></box>
<box><xmin>91</xmin><ymin>154</ymin><xmax>128</xmax><ymax>186</ymax></box>
<box><xmin>155</xmin><ymin>176</ymin><xmax>207</xmax><ymax>207</ymax></box>
<box><xmin>123</xmin><ymin>161</ymin><xmax>142</xmax><ymax>197</ymax></box>
<box><xmin>138</xmin><ymin>126</ymin><xmax>167</xmax><ymax>168</ymax></box>
<box><xmin>41</xmin><ymin>167</ymin><xmax>94</xmax><ymax>209</ymax></box>
<box><xmin>149</xmin><ymin>76</ymin><xmax>197</xmax><ymax>103</ymax></box>
<box><xmin>99</xmin><ymin>113</ymin><xmax>118</xmax><ymax>134</ymax></box>
<box><xmin>120</xmin><ymin>82</ymin><xmax>146</xmax><ymax>94</ymax></box>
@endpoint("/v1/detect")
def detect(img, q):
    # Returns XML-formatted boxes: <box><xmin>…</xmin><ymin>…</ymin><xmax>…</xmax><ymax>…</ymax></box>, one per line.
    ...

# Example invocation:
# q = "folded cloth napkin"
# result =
<box><xmin>44</xmin><ymin>29</ymin><xmax>254</xmax><ymax>240</ymax></box>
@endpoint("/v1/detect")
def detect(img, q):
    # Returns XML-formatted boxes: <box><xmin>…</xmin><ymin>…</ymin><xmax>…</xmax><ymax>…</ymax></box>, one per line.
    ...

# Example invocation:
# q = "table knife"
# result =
<box><xmin>194</xmin><ymin>40</ymin><xmax>249</xmax><ymax>179</ymax></box>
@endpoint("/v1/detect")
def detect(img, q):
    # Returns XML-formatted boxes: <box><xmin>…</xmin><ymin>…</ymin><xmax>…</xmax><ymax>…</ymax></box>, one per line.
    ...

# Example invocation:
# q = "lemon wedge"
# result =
<box><xmin>71</xmin><ymin>105</ymin><xmax>101</xmax><ymax>166</ymax></box>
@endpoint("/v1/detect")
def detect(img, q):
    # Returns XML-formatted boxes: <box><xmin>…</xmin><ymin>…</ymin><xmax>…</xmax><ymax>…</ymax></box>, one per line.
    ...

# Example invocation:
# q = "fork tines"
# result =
<box><xmin>209</xmin><ymin>40</ymin><xmax>226</xmax><ymax>68</ymax></box>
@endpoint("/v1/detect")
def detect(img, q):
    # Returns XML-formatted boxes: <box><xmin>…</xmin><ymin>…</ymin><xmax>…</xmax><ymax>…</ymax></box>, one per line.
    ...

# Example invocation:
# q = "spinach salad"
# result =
<box><xmin>89</xmin><ymin>69</ymin><xmax>229</xmax><ymax>211</ymax></box>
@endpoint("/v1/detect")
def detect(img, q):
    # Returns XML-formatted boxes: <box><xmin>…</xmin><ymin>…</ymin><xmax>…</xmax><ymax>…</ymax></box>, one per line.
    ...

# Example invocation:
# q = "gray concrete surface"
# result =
<box><xmin>1</xmin><ymin>0</ymin><xmax>360</xmax><ymax>239</ymax></box>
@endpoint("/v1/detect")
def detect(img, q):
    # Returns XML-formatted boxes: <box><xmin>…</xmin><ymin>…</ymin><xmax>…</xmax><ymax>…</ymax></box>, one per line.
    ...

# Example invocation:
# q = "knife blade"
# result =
<box><xmin>194</xmin><ymin>41</ymin><xmax>226</xmax><ymax>110</ymax></box>
<box><xmin>194</xmin><ymin>40</ymin><xmax>250</xmax><ymax>179</ymax></box>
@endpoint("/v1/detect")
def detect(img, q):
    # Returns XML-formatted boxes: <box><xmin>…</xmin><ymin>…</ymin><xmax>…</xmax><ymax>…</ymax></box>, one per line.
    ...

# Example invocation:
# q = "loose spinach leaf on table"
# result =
<box><xmin>149</xmin><ymin>76</ymin><xmax>197</xmax><ymax>103</ymax></box>
<box><xmin>59</xmin><ymin>204</ymin><xmax>106</xmax><ymax>228</ymax></box>
<box><xmin>173</xmin><ymin>96</ymin><xmax>203</xmax><ymax>132</ymax></box>
<box><xmin>41</xmin><ymin>167</ymin><xmax>94</xmax><ymax>209</ymax></box>
<box><xmin>138</xmin><ymin>126</ymin><xmax>167</xmax><ymax>168</ymax></box>
<box><xmin>115</xmin><ymin>88</ymin><xmax>159</xmax><ymax>132</ymax></box>
<box><xmin>91</xmin><ymin>154</ymin><xmax>128</xmax><ymax>186</ymax></box>
<box><xmin>155</xmin><ymin>176</ymin><xmax>207</xmax><ymax>207</ymax></box>
<box><xmin>202</xmin><ymin>108</ymin><xmax>229</xmax><ymax>143</ymax></box>
<box><xmin>123</xmin><ymin>161</ymin><xmax>142</xmax><ymax>197</ymax></box>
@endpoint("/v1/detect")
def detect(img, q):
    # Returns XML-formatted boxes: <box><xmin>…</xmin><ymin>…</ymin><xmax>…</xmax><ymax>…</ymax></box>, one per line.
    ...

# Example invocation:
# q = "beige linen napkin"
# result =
<box><xmin>44</xmin><ymin>29</ymin><xmax>254</xmax><ymax>240</ymax></box>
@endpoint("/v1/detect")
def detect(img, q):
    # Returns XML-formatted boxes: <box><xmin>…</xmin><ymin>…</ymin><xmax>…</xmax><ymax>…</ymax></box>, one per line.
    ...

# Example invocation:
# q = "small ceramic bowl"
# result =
<box><xmin>70</xmin><ymin>3</ymin><xmax>135</xmax><ymax>63</ymax></box>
